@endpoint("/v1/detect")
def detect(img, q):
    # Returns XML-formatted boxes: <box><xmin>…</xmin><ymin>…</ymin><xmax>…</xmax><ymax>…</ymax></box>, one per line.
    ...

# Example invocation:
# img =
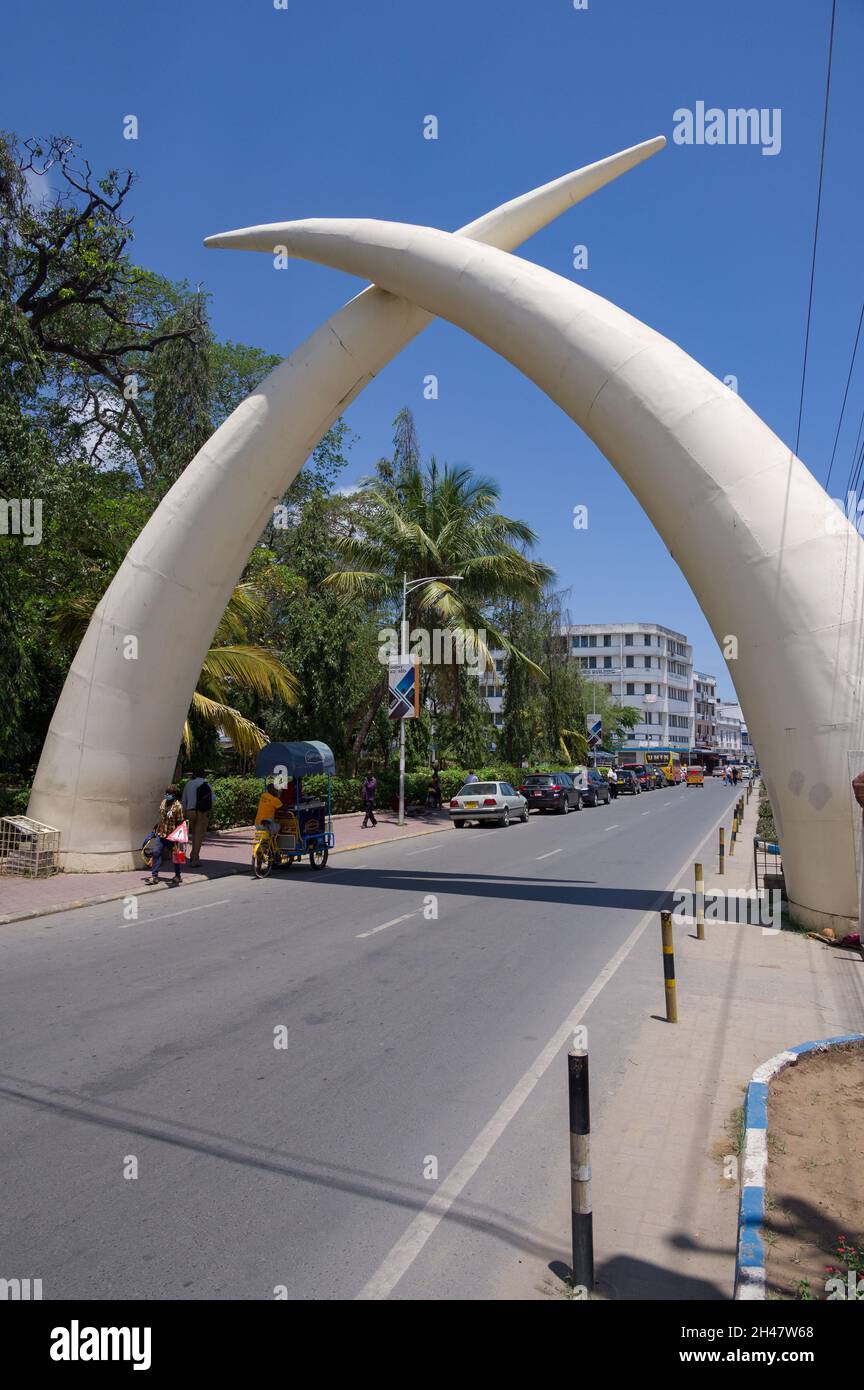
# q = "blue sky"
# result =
<box><xmin>6</xmin><ymin>0</ymin><xmax>863</xmax><ymax>698</ymax></box>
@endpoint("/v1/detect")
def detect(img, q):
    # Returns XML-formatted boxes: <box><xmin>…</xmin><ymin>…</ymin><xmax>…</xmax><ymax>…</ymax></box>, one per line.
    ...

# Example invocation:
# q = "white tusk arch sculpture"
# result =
<box><xmin>199</xmin><ymin>216</ymin><xmax>864</xmax><ymax>931</ymax></box>
<box><xmin>26</xmin><ymin>139</ymin><xmax>665</xmax><ymax>874</ymax></box>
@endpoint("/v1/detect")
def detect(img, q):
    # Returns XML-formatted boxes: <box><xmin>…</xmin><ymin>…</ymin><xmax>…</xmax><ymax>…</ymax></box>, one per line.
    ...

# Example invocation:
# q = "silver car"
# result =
<box><xmin>449</xmin><ymin>780</ymin><xmax>528</xmax><ymax>828</ymax></box>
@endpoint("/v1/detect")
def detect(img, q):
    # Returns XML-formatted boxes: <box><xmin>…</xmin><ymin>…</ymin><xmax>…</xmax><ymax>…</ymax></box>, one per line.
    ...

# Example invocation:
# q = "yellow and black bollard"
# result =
<box><xmin>695</xmin><ymin>862</ymin><xmax>705</xmax><ymax>941</ymax></box>
<box><xmin>661</xmin><ymin>910</ymin><xmax>678</xmax><ymax>1022</ymax></box>
<box><xmin>568</xmin><ymin>1047</ymin><xmax>594</xmax><ymax>1291</ymax></box>
<box><xmin>730</xmin><ymin>812</ymin><xmax>738</xmax><ymax>856</ymax></box>
<box><xmin>719</xmin><ymin>825</ymin><xmax>725</xmax><ymax>875</ymax></box>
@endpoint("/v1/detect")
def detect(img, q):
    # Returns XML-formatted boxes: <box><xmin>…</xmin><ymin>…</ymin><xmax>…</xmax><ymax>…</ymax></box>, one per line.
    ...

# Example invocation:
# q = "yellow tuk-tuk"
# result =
<box><xmin>686</xmin><ymin>765</ymin><xmax>704</xmax><ymax>787</ymax></box>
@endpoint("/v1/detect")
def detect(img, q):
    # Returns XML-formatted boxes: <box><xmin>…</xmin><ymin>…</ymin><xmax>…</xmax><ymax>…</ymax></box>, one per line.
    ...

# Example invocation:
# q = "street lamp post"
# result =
<box><xmin>398</xmin><ymin>572</ymin><xmax>463</xmax><ymax>826</ymax></box>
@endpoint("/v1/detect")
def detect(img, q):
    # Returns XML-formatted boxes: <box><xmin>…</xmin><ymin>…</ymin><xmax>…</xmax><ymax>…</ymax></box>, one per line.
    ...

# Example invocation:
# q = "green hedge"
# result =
<box><xmin>202</xmin><ymin>766</ymin><xmax>535</xmax><ymax>827</ymax></box>
<box><xmin>0</xmin><ymin>785</ymin><xmax>31</xmax><ymax>819</ymax></box>
<box><xmin>757</xmin><ymin>782</ymin><xmax>777</xmax><ymax>843</ymax></box>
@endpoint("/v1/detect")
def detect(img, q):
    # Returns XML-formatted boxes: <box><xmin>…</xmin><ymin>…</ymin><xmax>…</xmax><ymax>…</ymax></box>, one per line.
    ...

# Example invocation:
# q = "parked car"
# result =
<box><xmin>449</xmin><ymin>781</ymin><xmax>528</xmax><ymax>828</ymax></box>
<box><xmin>643</xmin><ymin>767</ymin><xmax>666</xmax><ymax>790</ymax></box>
<box><xmin>615</xmin><ymin>768</ymin><xmax>642</xmax><ymax>795</ymax></box>
<box><xmin>620</xmin><ymin>763</ymin><xmax>653</xmax><ymax>792</ymax></box>
<box><xmin>518</xmin><ymin>772</ymin><xmax>582</xmax><ymax>814</ymax></box>
<box><xmin>583</xmin><ymin>768</ymin><xmax>612</xmax><ymax>807</ymax></box>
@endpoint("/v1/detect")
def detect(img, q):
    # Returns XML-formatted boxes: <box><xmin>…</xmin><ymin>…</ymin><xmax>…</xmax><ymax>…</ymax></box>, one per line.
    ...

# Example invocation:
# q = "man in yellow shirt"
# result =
<box><xmin>255</xmin><ymin>783</ymin><xmax>283</xmax><ymax>836</ymax></box>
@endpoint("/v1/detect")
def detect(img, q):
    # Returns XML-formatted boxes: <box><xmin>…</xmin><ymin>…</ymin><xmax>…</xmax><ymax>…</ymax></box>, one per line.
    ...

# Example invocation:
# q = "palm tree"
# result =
<box><xmin>326</xmin><ymin>456</ymin><xmax>554</xmax><ymax>760</ymax></box>
<box><xmin>49</xmin><ymin>582</ymin><xmax>299</xmax><ymax>758</ymax></box>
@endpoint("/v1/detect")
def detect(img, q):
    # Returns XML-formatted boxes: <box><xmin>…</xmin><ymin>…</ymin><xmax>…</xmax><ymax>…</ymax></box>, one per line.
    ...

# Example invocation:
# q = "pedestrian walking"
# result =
<box><xmin>182</xmin><ymin>767</ymin><xmax>213</xmax><ymax>865</ymax></box>
<box><xmin>361</xmin><ymin>772</ymin><xmax>378</xmax><ymax>827</ymax></box>
<box><xmin>607</xmin><ymin>766</ymin><xmax>618</xmax><ymax>800</ymax></box>
<box><xmin>146</xmin><ymin>784</ymin><xmax>186</xmax><ymax>886</ymax></box>
<box><xmin>427</xmin><ymin>769</ymin><xmax>442</xmax><ymax>809</ymax></box>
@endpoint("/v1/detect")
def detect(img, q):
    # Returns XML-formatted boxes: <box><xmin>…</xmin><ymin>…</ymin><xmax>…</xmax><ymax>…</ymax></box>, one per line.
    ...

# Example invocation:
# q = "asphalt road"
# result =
<box><xmin>0</xmin><ymin>778</ymin><xmax>740</xmax><ymax>1300</ymax></box>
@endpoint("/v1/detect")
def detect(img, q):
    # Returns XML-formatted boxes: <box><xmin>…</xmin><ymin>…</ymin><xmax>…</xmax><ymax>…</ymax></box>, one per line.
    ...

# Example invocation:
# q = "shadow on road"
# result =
<box><xmin>300</xmin><ymin>865</ymin><xmax>678</xmax><ymax>914</ymax></box>
<box><xmin>0</xmin><ymin>1071</ymin><xmax>561</xmax><ymax>1270</ymax></box>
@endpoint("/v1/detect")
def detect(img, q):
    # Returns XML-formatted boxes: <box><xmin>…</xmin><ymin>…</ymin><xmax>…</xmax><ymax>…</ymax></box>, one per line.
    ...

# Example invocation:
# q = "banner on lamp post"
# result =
<box><xmin>388</xmin><ymin>658</ymin><xmax>420</xmax><ymax>720</ymax></box>
<box><xmin>587</xmin><ymin>716</ymin><xmax>602</xmax><ymax>751</ymax></box>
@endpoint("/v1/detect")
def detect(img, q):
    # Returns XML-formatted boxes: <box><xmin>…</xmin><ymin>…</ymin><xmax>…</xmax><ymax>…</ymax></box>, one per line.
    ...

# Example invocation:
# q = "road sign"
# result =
<box><xmin>388</xmin><ymin>658</ymin><xmax>420</xmax><ymax>719</ymax></box>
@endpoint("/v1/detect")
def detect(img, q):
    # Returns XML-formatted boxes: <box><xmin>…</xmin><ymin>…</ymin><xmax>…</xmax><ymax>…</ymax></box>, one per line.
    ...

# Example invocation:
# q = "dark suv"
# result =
<box><xmin>518</xmin><ymin>772</ymin><xmax>582</xmax><ymax>813</ymax></box>
<box><xmin>620</xmin><ymin>763</ymin><xmax>653</xmax><ymax>792</ymax></box>
<box><xmin>583</xmin><ymin>769</ymin><xmax>611</xmax><ymax>807</ymax></box>
<box><xmin>615</xmin><ymin>768</ymin><xmax>642</xmax><ymax>795</ymax></box>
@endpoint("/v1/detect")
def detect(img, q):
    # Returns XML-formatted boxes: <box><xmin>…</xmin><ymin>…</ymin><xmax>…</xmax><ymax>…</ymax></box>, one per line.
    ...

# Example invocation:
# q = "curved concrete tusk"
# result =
<box><xmin>27</xmin><ymin>139</ymin><xmax>666</xmax><ymax>874</ymax></box>
<box><xmin>216</xmin><ymin>215</ymin><xmax>864</xmax><ymax>928</ymax></box>
<box><xmin>203</xmin><ymin>135</ymin><xmax>666</xmax><ymax>255</ymax></box>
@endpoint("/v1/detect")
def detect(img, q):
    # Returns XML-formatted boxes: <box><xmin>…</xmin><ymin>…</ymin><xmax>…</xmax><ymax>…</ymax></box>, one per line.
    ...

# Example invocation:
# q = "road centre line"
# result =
<box><xmin>356</xmin><ymin>912</ymin><xmax>419</xmax><ymax>940</ymax></box>
<box><xmin>355</xmin><ymin>795</ymin><xmax>737</xmax><ymax>1300</ymax></box>
<box><xmin>406</xmin><ymin>845</ymin><xmax>438</xmax><ymax>856</ymax></box>
<box><xmin>604</xmin><ymin>824</ymin><xmax>619</xmax><ymax>831</ymax></box>
<box><xmin>535</xmin><ymin>848</ymin><xmax>563</xmax><ymax>861</ymax></box>
<box><xmin>138</xmin><ymin>898</ymin><xmax>232</xmax><ymax>925</ymax></box>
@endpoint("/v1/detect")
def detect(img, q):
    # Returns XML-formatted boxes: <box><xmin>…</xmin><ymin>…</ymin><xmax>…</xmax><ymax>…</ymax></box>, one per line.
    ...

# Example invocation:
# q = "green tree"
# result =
<box><xmin>148</xmin><ymin>289</ymin><xmax>213</xmax><ymax>489</ymax></box>
<box><xmin>49</xmin><ymin>581</ymin><xmax>299</xmax><ymax>762</ymax></box>
<box><xmin>325</xmin><ymin>413</ymin><xmax>553</xmax><ymax>763</ymax></box>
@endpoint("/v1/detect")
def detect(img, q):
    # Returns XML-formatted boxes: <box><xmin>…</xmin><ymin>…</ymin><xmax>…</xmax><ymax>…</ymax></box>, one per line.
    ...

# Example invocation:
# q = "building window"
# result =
<box><xmin>626</xmin><ymin>682</ymin><xmax>635</xmax><ymax>695</ymax></box>
<box><xmin>644</xmin><ymin>683</ymin><xmax>652</xmax><ymax>695</ymax></box>
<box><xmin>603</xmin><ymin>634</ymin><xmax>611</xmax><ymax>647</ymax></box>
<box><xmin>626</xmin><ymin>655</ymin><xmax>634</xmax><ymax>668</ymax></box>
<box><xmin>625</xmin><ymin>634</ymin><xmax>634</xmax><ymax>646</ymax></box>
<box><xmin>588</xmin><ymin>656</ymin><xmax>596</xmax><ymax>669</ymax></box>
<box><xmin>603</xmin><ymin>656</ymin><xmax>612</xmax><ymax>669</ymax></box>
<box><xmin>580</xmin><ymin>635</ymin><xmax>589</xmax><ymax>648</ymax></box>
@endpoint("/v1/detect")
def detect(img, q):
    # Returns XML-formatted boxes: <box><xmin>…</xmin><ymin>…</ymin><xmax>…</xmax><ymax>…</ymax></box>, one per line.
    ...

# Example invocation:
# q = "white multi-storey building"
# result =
<box><xmin>716</xmin><ymin>699</ymin><xmax>754</xmax><ymax>758</ymax></box>
<box><xmin>564</xmin><ymin>623</ymin><xmax>695</xmax><ymax>750</ymax></box>
<box><xmin>693</xmin><ymin>671</ymin><xmax>718</xmax><ymax>749</ymax></box>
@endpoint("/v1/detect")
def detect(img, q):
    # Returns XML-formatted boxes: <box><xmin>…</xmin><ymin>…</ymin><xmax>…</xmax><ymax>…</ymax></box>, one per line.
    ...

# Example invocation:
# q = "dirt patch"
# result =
<box><xmin>764</xmin><ymin>1042</ymin><xmax>864</xmax><ymax>1299</ymax></box>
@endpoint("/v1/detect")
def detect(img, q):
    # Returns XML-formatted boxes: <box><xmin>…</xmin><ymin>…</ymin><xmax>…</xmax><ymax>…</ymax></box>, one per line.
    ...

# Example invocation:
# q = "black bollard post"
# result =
<box><xmin>568</xmin><ymin>1046</ymin><xmax>594</xmax><ymax>1292</ymax></box>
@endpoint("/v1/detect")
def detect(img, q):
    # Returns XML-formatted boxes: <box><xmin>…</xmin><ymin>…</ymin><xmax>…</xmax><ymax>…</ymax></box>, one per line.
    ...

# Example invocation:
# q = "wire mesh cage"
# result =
<box><xmin>0</xmin><ymin>816</ymin><xmax>61</xmax><ymax>878</ymax></box>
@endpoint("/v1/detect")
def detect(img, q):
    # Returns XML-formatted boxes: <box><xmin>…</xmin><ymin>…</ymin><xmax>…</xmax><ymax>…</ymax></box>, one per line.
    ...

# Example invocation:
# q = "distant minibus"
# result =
<box><xmin>617</xmin><ymin>746</ymin><xmax>684</xmax><ymax>785</ymax></box>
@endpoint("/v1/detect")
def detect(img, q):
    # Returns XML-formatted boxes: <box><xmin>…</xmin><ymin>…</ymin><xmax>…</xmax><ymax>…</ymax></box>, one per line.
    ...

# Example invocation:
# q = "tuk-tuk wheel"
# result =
<box><xmin>253</xmin><ymin>844</ymin><xmax>274</xmax><ymax>878</ymax></box>
<box><xmin>309</xmin><ymin>845</ymin><xmax>329</xmax><ymax>871</ymax></box>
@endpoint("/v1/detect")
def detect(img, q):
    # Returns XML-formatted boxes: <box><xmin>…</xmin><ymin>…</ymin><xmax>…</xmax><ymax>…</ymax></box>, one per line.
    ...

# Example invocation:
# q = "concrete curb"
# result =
<box><xmin>0</xmin><ymin>822</ymin><xmax>451</xmax><ymax>926</ymax></box>
<box><xmin>734</xmin><ymin>1032</ymin><xmax>864</xmax><ymax>1300</ymax></box>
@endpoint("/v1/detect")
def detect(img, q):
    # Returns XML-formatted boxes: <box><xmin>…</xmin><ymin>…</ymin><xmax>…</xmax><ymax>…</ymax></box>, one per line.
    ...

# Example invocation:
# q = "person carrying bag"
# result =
<box><xmin>146</xmin><ymin>785</ymin><xmax>186</xmax><ymax>886</ymax></box>
<box><xmin>182</xmin><ymin>768</ymin><xmax>213</xmax><ymax>866</ymax></box>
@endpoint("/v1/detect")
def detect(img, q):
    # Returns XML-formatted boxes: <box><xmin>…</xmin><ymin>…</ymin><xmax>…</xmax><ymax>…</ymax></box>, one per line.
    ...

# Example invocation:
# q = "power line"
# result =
<box><xmin>825</xmin><ymin>296</ymin><xmax>864</xmax><ymax>493</ymax></box>
<box><xmin>846</xmin><ymin>404</ymin><xmax>864</xmax><ymax>504</ymax></box>
<box><xmin>794</xmin><ymin>0</ymin><xmax>837</xmax><ymax>462</ymax></box>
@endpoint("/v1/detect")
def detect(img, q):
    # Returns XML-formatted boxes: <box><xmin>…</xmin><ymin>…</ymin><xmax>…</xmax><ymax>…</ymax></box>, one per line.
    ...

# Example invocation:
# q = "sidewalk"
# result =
<box><xmin>0</xmin><ymin>807</ymin><xmax>451</xmax><ymax>925</ymax></box>
<box><xmin>582</xmin><ymin>786</ymin><xmax>864</xmax><ymax>1299</ymax></box>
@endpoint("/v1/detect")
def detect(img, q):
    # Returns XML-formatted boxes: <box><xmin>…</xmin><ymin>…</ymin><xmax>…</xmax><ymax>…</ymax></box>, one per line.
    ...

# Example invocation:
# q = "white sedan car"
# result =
<box><xmin>449</xmin><ymin>781</ymin><xmax>528</xmax><ymax>828</ymax></box>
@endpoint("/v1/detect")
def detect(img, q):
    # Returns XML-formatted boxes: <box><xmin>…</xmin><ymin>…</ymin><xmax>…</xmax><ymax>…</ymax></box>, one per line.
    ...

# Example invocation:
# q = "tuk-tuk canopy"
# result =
<box><xmin>254</xmin><ymin>741</ymin><xmax>336</xmax><ymax>779</ymax></box>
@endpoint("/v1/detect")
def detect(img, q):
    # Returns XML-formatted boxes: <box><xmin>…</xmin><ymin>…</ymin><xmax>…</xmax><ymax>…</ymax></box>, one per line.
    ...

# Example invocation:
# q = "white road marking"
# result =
<box><xmin>642</xmin><ymin>811</ymin><xmax>650</xmax><ymax>816</ymax></box>
<box><xmin>535</xmin><ymin>848</ymin><xmax>563</xmax><ymax>860</ymax></box>
<box><xmin>604</xmin><ymin>825</ymin><xmax>619</xmax><ymax>831</ymax></box>
<box><xmin>406</xmin><ymin>845</ymin><xmax>438</xmax><ymax>856</ymax></box>
<box><xmin>355</xmin><ymin>797</ymin><xmax>735</xmax><ymax>1301</ymax></box>
<box><xmin>356</xmin><ymin>912</ymin><xmax>419</xmax><ymax>940</ymax></box>
<box><xmin>141</xmin><ymin>898</ymin><xmax>231</xmax><ymax>924</ymax></box>
<box><xmin>663</xmin><ymin>800</ymin><xmax>673</xmax><ymax>806</ymax></box>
